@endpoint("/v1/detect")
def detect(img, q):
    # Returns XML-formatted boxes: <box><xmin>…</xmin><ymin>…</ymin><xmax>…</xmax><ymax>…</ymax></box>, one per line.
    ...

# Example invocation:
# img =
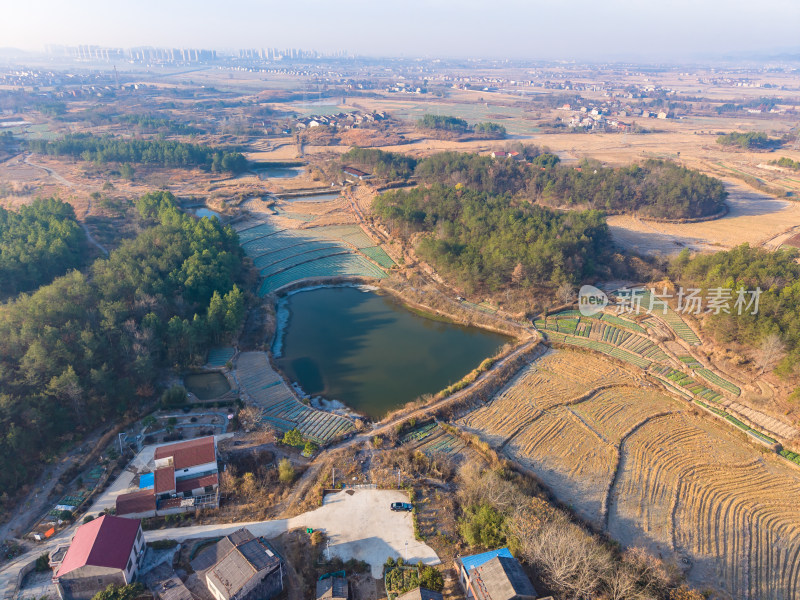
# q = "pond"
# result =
<box><xmin>284</xmin><ymin>192</ymin><xmax>341</xmax><ymax>203</ymax></box>
<box><xmin>273</xmin><ymin>286</ymin><xmax>509</xmax><ymax>419</ymax></box>
<box><xmin>184</xmin><ymin>372</ymin><xmax>231</xmax><ymax>400</ymax></box>
<box><xmin>257</xmin><ymin>166</ymin><xmax>305</xmax><ymax>180</ymax></box>
<box><xmin>193</xmin><ymin>207</ymin><xmax>221</xmax><ymax>219</ymax></box>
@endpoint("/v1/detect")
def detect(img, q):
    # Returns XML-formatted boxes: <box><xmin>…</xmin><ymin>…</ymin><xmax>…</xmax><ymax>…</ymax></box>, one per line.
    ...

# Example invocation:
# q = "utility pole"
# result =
<box><xmin>332</xmin><ymin>467</ymin><xmax>335</xmax><ymax>489</ymax></box>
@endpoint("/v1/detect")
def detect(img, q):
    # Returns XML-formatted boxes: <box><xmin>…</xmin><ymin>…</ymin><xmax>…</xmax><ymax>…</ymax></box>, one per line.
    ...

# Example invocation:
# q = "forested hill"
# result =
<box><xmin>345</xmin><ymin>147</ymin><xmax>727</xmax><ymax>220</ymax></box>
<box><xmin>0</xmin><ymin>198</ymin><xmax>87</xmax><ymax>298</ymax></box>
<box><xmin>27</xmin><ymin>133</ymin><xmax>248</xmax><ymax>173</ymax></box>
<box><xmin>672</xmin><ymin>244</ymin><xmax>800</xmax><ymax>376</ymax></box>
<box><xmin>373</xmin><ymin>184</ymin><xmax>612</xmax><ymax>292</ymax></box>
<box><xmin>0</xmin><ymin>191</ymin><xmax>247</xmax><ymax>502</ymax></box>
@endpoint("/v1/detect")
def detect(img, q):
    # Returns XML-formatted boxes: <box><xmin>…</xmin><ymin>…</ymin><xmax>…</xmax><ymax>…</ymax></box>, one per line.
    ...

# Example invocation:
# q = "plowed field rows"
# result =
<box><xmin>458</xmin><ymin>349</ymin><xmax>800</xmax><ymax>598</ymax></box>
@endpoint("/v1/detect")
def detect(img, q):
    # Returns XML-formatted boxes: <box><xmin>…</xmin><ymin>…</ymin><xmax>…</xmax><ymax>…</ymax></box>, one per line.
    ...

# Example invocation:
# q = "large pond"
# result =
<box><xmin>184</xmin><ymin>372</ymin><xmax>231</xmax><ymax>400</ymax></box>
<box><xmin>273</xmin><ymin>286</ymin><xmax>509</xmax><ymax>419</ymax></box>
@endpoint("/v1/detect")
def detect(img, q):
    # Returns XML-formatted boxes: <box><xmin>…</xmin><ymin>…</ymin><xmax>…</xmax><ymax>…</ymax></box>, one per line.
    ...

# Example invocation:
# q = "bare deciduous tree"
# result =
<box><xmin>756</xmin><ymin>333</ymin><xmax>786</xmax><ymax>374</ymax></box>
<box><xmin>556</xmin><ymin>282</ymin><xmax>575</xmax><ymax>305</ymax></box>
<box><xmin>237</xmin><ymin>405</ymin><xmax>265</xmax><ymax>432</ymax></box>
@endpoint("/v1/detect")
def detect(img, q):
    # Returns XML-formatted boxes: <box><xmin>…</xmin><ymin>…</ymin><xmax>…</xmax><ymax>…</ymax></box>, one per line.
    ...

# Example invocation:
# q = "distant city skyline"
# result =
<box><xmin>2</xmin><ymin>0</ymin><xmax>799</xmax><ymax>62</ymax></box>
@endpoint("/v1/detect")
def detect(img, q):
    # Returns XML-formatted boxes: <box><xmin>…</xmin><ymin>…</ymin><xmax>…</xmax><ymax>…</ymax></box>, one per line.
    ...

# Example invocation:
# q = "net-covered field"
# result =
<box><xmin>235</xmin><ymin>351</ymin><xmax>355</xmax><ymax>443</ymax></box>
<box><xmin>233</xmin><ymin>217</ymin><xmax>391</xmax><ymax>296</ymax></box>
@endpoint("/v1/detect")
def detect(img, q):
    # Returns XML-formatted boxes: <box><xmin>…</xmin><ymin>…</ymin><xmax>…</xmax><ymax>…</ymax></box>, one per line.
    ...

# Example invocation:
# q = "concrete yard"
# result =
<box><xmin>146</xmin><ymin>488</ymin><xmax>440</xmax><ymax>577</ymax></box>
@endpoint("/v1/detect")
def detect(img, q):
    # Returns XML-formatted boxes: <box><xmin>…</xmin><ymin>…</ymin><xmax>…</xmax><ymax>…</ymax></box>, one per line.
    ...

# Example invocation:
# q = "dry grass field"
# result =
<box><xmin>458</xmin><ymin>348</ymin><xmax>800</xmax><ymax>599</ymax></box>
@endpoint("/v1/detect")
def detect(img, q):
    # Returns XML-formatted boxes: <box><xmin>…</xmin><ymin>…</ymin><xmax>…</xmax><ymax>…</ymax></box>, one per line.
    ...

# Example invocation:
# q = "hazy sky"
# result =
<box><xmin>2</xmin><ymin>0</ymin><xmax>798</xmax><ymax>61</ymax></box>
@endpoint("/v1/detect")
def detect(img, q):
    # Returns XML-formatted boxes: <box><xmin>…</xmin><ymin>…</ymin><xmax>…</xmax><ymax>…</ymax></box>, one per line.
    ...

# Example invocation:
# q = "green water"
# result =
<box><xmin>184</xmin><ymin>372</ymin><xmax>231</xmax><ymax>400</ymax></box>
<box><xmin>274</xmin><ymin>286</ymin><xmax>509</xmax><ymax>418</ymax></box>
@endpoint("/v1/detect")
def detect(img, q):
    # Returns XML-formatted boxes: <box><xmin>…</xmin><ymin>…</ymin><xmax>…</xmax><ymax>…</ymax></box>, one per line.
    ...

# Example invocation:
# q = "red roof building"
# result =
<box><xmin>117</xmin><ymin>436</ymin><xmax>219</xmax><ymax>518</ymax></box>
<box><xmin>155</xmin><ymin>436</ymin><xmax>217</xmax><ymax>471</ymax></box>
<box><xmin>115</xmin><ymin>490</ymin><xmax>156</xmax><ymax>517</ymax></box>
<box><xmin>54</xmin><ymin>515</ymin><xmax>144</xmax><ymax>600</ymax></box>
<box><xmin>154</xmin><ymin>466</ymin><xmax>176</xmax><ymax>496</ymax></box>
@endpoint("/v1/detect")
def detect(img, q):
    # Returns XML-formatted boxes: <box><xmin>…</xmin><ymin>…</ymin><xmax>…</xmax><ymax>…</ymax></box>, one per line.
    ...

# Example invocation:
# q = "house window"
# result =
<box><xmin>137</xmin><ymin>530</ymin><xmax>142</xmax><ymax>544</ymax></box>
<box><xmin>184</xmin><ymin>491</ymin><xmax>192</xmax><ymax>498</ymax></box>
<box><xmin>127</xmin><ymin>558</ymin><xmax>132</xmax><ymax>572</ymax></box>
<box><xmin>205</xmin><ymin>485</ymin><xmax>213</xmax><ymax>493</ymax></box>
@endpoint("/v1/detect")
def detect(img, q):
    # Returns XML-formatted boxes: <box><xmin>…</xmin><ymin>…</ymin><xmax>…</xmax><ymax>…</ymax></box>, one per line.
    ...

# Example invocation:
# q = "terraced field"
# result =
<box><xmin>458</xmin><ymin>349</ymin><xmax>800</xmax><ymax>599</ymax></box>
<box><xmin>234</xmin><ymin>203</ymin><xmax>394</xmax><ymax>296</ymax></box>
<box><xmin>234</xmin><ymin>351</ymin><xmax>355</xmax><ymax>443</ymax></box>
<box><xmin>401</xmin><ymin>422</ymin><xmax>472</xmax><ymax>459</ymax></box>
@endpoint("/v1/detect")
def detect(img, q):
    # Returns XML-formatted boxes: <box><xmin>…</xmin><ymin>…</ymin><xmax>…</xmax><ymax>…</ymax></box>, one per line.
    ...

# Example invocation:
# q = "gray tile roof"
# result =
<box><xmin>202</xmin><ymin>529</ymin><xmax>281</xmax><ymax>600</ymax></box>
<box><xmin>469</xmin><ymin>556</ymin><xmax>537</xmax><ymax>600</ymax></box>
<box><xmin>395</xmin><ymin>587</ymin><xmax>443</xmax><ymax>600</ymax></box>
<box><xmin>316</xmin><ymin>576</ymin><xmax>348</xmax><ymax>600</ymax></box>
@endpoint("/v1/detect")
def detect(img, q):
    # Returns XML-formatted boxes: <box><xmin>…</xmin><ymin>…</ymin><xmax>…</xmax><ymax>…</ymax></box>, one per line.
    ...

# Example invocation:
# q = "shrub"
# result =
<box><xmin>419</xmin><ymin>565</ymin><xmax>444</xmax><ymax>592</ymax></box>
<box><xmin>282</xmin><ymin>428</ymin><xmax>304</xmax><ymax>447</ymax></box>
<box><xmin>459</xmin><ymin>503</ymin><xmax>507</xmax><ymax>548</ymax></box>
<box><xmin>161</xmin><ymin>385</ymin><xmax>187</xmax><ymax>408</ymax></box>
<box><xmin>278</xmin><ymin>458</ymin><xmax>295</xmax><ymax>483</ymax></box>
<box><xmin>147</xmin><ymin>539</ymin><xmax>178</xmax><ymax>550</ymax></box>
<box><xmin>35</xmin><ymin>552</ymin><xmax>50</xmax><ymax>572</ymax></box>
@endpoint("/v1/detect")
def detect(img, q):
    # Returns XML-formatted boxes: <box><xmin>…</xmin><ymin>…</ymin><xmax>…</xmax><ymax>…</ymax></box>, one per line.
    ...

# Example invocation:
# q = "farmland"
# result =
<box><xmin>234</xmin><ymin>351</ymin><xmax>355</xmax><ymax>443</ymax></box>
<box><xmin>232</xmin><ymin>192</ymin><xmax>395</xmax><ymax>295</ymax></box>
<box><xmin>457</xmin><ymin>349</ymin><xmax>800</xmax><ymax>597</ymax></box>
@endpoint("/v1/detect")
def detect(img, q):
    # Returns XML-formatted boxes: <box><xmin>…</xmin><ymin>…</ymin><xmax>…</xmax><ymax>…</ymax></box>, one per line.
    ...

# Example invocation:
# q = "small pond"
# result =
<box><xmin>257</xmin><ymin>166</ymin><xmax>305</xmax><ymax>180</ymax></box>
<box><xmin>184</xmin><ymin>372</ymin><xmax>231</xmax><ymax>400</ymax></box>
<box><xmin>193</xmin><ymin>207</ymin><xmax>221</xmax><ymax>220</ymax></box>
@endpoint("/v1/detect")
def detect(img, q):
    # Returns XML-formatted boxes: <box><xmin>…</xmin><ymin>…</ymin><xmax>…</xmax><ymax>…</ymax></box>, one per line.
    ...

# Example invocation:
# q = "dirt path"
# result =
<box><xmin>21</xmin><ymin>155</ymin><xmax>109</xmax><ymax>255</ymax></box>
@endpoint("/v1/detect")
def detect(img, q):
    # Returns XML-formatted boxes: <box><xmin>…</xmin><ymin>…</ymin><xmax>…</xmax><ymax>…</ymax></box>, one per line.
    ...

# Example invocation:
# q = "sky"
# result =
<box><xmin>1</xmin><ymin>0</ymin><xmax>799</xmax><ymax>61</ymax></box>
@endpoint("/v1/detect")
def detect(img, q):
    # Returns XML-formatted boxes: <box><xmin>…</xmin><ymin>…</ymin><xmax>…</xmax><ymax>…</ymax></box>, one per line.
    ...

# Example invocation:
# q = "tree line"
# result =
<box><xmin>417</xmin><ymin>114</ymin><xmax>507</xmax><ymax>139</ymax></box>
<box><xmin>716</xmin><ymin>131</ymin><xmax>783</xmax><ymax>150</ymax></box>
<box><xmin>373</xmin><ymin>183</ymin><xmax>612</xmax><ymax>292</ymax></box>
<box><xmin>0</xmin><ymin>191</ymin><xmax>247</xmax><ymax>502</ymax></box>
<box><xmin>27</xmin><ymin>133</ymin><xmax>248</xmax><ymax>173</ymax></box>
<box><xmin>0</xmin><ymin>198</ymin><xmax>87</xmax><ymax>298</ymax></box>
<box><xmin>348</xmin><ymin>146</ymin><xmax>727</xmax><ymax>220</ymax></box>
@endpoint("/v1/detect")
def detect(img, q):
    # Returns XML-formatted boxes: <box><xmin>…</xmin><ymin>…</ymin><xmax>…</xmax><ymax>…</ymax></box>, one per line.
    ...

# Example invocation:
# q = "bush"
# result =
<box><xmin>35</xmin><ymin>552</ymin><xmax>50</xmax><ymax>572</ymax></box>
<box><xmin>147</xmin><ymin>539</ymin><xmax>178</xmax><ymax>550</ymax></box>
<box><xmin>161</xmin><ymin>385</ymin><xmax>187</xmax><ymax>408</ymax></box>
<box><xmin>82</xmin><ymin>515</ymin><xmax>95</xmax><ymax>524</ymax></box>
<box><xmin>58</xmin><ymin>510</ymin><xmax>74</xmax><ymax>523</ymax></box>
<box><xmin>459</xmin><ymin>503</ymin><xmax>507</xmax><ymax>548</ymax></box>
<box><xmin>419</xmin><ymin>565</ymin><xmax>444</xmax><ymax>592</ymax></box>
<box><xmin>90</xmin><ymin>583</ymin><xmax>144</xmax><ymax>600</ymax></box>
<box><xmin>278</xmin><ymin>458</ymin><xmax>295</xmax><ymax>483</ymax></box>
<box><xmin>282</xmin><ymin>428</ymin><xmax>304</xmax><ymax>447</ymax></box>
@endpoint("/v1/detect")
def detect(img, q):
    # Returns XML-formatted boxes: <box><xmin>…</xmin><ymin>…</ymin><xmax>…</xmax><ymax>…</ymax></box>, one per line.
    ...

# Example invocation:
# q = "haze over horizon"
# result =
<box><xmin>2</xmin><ymin>0</ymin><xmax>799</xmax><ymax>62</ymax></box>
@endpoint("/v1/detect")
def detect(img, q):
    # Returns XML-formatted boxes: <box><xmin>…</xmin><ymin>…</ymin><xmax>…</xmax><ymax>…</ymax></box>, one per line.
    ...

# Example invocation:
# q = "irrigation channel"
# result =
<box><xmin>272</xmin><ymin>285</ymin><xmax>510</xmax><ymax>419</ymax></box>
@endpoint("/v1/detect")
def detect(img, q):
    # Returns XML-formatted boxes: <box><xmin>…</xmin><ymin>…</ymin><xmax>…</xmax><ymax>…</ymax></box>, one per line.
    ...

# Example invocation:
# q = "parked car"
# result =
<box><xmin>391</xmin><ymin>502</ymin><xmax>413</xmax><ymax>512</ymax></box>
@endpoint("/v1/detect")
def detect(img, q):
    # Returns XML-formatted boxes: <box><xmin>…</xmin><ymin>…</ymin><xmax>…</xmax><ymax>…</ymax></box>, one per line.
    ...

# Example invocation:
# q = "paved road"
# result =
<box><xmin>146</xmin><ymin>488</ymin><xmax>438</xmax><ymax>578</ymax></box>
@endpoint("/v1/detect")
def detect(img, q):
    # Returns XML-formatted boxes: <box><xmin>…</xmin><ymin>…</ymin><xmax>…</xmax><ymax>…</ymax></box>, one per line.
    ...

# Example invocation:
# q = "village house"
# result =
<box><xmin>342</xmin><ymin>166</ymin><xmax>372</xmax><ymax>181</ymax></box>
<box><xmin>50</xmin><ymin>515</ymin><xmax>144</xmax><ymax>600</ymax></box>
<box><xmin>116</xmin><ymin>436</ymin><xmax>220</xmax><ymax>518</ymax></box>
<box><xmin>316</xmin><ymin>574</ymin><xmax>348</xmax><ymax>600</ymax></box>
<box><xmin>395</xmin><ymin>588</ymin><xmax>443</xmax><ymax>600</ymax></box>
<box><xmin>191</xmin><ymin>528</ymin><xmax>284</xmax><ymax>600</ymax></box>
<box><xmin>456</xmin><ymin>548</ymin><xmax>539</xmax><ymax>600</ymax></box>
